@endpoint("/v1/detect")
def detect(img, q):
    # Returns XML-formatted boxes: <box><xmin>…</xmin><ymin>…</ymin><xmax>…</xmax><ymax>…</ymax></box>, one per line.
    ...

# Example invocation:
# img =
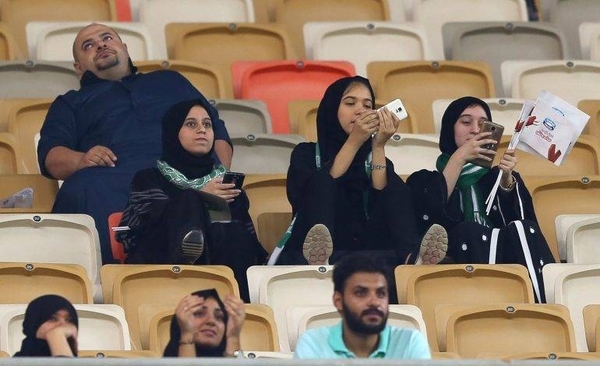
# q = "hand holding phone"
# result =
<box><xmin>471</xmin><ymin>120</ymin><xmax>504</xmax><ymax>168</ymax></box>
<box><xmin>222</xmin><ymin>172</ymin><xmax>245</xmax><ymax>190</ymax></box>
<box><xmin>378</xmin><ymin>99</ymin><xmax>408</xmax><ymax>122</ymax></box>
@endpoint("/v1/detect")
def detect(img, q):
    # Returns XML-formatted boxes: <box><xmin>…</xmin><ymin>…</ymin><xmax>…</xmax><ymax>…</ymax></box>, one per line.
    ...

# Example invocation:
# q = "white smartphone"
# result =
<box><xmin>378</xmin><ymin>98</ymin><xmax>408</xmax><ymax>121</ymax></box>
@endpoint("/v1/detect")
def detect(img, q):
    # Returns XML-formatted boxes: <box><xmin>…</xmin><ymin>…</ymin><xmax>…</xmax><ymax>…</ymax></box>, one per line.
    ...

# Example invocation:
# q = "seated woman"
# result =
<box><xmin>14</xmin><ymin>295</ymin><xmax>78</xmax><ymax>357</ymax></box>
<box><xmin>407</xmin><ymin>96</ymin><xmax>555</xmax><ymax>302</ymax></box>
<box><xmin>163</xmin><ymin>289</ymin><xmax>245</xmax><ymax>358</ymax></box>
<box><xmin>117</xmin><ymin>98</ymin><xmax>267</xmax><ymax>301</ymax></box>
<box><xmin>273</xmin><ymin>76</ymin><xmax>447</xmax><ymax>267</ymax></box>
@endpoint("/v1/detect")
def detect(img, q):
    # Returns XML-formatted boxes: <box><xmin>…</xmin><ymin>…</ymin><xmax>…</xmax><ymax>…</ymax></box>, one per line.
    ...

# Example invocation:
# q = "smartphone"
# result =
<box><xmin>222</xmin><ymin>171</ymin><xmax>245</xmax><ymax>189</ymax></box>
<box><xmin>472</xmin><ymin>120</ymin><xmax>505</xmax><ymax>168</ymax></box>
<box><xmin>378</xmin><ymin>99</ymin><xmax>408</xmax><ymax>122</ymax></box>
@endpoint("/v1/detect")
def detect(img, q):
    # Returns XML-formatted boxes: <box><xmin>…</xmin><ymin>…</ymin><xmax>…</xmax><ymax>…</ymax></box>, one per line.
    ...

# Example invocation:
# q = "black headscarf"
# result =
<box><xmin>163</xmin><ymin>289</ymin><xmax>228</xmax><ymax>358</ymax></box>
<box><xmin>14</xmin><ymin>295</ymin><xmax>79</xmax><ymax>357</ymax></box>
<box><xmin>316</xmin><ymin>76</ymin><xmax>375</xmax><ymax>173</ymax></box>
<box><xmin>439</xmin><ymin>96</ymin><xmax>492</xmax><ymax>155</ymax></box>
<box><xmin>160</xmin><ymin>97</ymin><xmax>220</xmax><ymax>179</ymax></box>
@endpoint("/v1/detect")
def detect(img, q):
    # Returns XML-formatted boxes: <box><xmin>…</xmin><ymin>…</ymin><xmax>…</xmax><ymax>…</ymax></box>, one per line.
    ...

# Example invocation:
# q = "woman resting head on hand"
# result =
<box><xmin>13</xmin><ymin>294</ymin><xmax>78</xmax><ymax>357</ymax></box>
<box><xmin>163</xmin><ymin>289</ymin><xmax>245</xmax><ymax>358</ymax></box>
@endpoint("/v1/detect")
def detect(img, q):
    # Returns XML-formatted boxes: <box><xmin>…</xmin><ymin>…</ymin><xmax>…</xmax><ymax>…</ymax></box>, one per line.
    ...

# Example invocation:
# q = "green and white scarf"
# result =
<box><xmin>157</xmin><ymin>159</ymin><xmax>227</xmax><ymax>190</ymax></box>
<box><xmin>436</xmin><ymin>154</ymin><xmax>492</xmax><ymax>228</ymax></box>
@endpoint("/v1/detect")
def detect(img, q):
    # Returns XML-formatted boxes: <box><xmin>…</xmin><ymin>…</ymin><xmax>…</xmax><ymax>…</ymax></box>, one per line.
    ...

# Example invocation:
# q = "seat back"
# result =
<box><xmin>211</xmin><ymin>99</ymin><xmax>272</xmax><ymax>135</ymax></box>
<box><xmin>0</xmin><ymin>214</ymin><xmax>102</xmax><ymax>301</ymax></box>
<box><xmin>26</xmin><ymin>21</ymin><xmax>153</xmax><ymax>61</ymax></box>
<box><xmin>443</xmin><ymin>21</ymin><xmax>568</xmax><ymax>97</ymax></box>
<box><xmin>232</xmin><ymin>60</ymin><xmax>355</xmax><ymax>133</ymax></box>
<box><xmin>546</xmin><ymin>0</ymin><xmax>600</xmax><ymax>58</ymax></box>
<box><xmin>555</xmin><ymin>214</ymin><xmax>600</xmax><ymax>261</ymax></box>
<box><xmin>0</xmin><ymin>262</ymin><xmax>93</xmax><ymax>304</ymax></box>
<box><xmin>566</xmin><ymin>217</ymin><xmax>600</xmax><ymax>263</ymax></box>
<box><xmin>368</xmin><ymin>61</ymin><xmax>495</xmax><ymax>134</ymax></box>
<box><xmin>101</xmin><ymin>264</ymin><xmax>239</xmax><ymax>350</ymax></box>
<box><xmin>0</xmin><ymin>174</ymin><xmax>58</xmax><ymax>213</ymax></box>
<box><xmin>385</xmin><ymin>133</ymin><xmax>440</xmax><ymax>176</ymax></box>
<box><xmin>107</xmin><ymin>212</ymin><xmax>125</xmax><ymax>264</ymax></box>
<box><xmin>0</xmin><ymin>23</ymin><xmax>18</xmax><ymax>60</ymax></box>
<box><xmin>230</xmin><ymin>133</ymin><xmax>304</xmax><ymax>174</ymax></box>
<box><xmin>395</xmin><ymin>264</ymin><xmax>535</xmax><ymax>351</ymax></box>
<box><xmin>304</xmin><ymin>21</ymin><xmax>430</xmax><ymax>76</ymax></box>
<box><xmin>442</xmin><ymin>303</ymin><xmax>576</xmax><ymax>358</ymax></box>
<box><xmin>528</xmin><ymin>175</ymin><xmax>600</xmax><ymax>261</ymax></box>
<box><xmin>578</xmin><ymin>22</ymin><xmax>600</xmax><ymax>60</ymax></box>
<box><xmin>135</xmin><ymin>60</ymin><xmax>227</xmax><ymax>99</ymax></box>
<box><xmin>578</xmin><ymin>99</ymin><xmax>600</xmax><ymax>143</ymax></box>
<box><xmin>78</xmin><ymin>350</ymin><xmax>159</xmax><ymax>358</ymax></box>
<box><xmin>583</xmin><ymin>304</ymin><xmax>600</xmax><ymax>352</ymax></box>
<box><xmin>256</xmin><ymin>212</ymin><xmax>293</xmax><ymax>254</ymax></box>
<box><xmin>0</xmin><ymin>134</ymin><xmax>25</xmax><ymax>174</ymax></box>
<box><xmin>242</xmin><ymin>174</ymin><xmax>290</xmax><ymax>230</ymax></box>
<box><xmin>0</xmin><ymin>61</ymin><xmax>80</xmax><ymax>98</ymax></box>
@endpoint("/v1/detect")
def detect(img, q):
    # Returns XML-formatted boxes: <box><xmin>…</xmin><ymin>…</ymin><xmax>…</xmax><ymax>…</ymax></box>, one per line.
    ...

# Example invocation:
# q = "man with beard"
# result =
<box><xmin>294</xmin><ymin>252</ymin><xmax>431</xmax><ymax>359</ymax></box>
<box><xmin>37</xmin><ymin>23</ymin><xmax>232</xmax><ymax>263</ymax></box>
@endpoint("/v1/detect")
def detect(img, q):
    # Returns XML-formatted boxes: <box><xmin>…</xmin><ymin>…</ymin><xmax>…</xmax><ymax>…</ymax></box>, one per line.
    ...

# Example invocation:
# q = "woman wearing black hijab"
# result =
<box><xmin>274</xmin><ymin>76</ymin><xmax>447</xmax><ymax>267</ymax></box>
<box><xmin>118</xmin><ymin>98</ymin><xmax>267</xmax><ymax>301</ymax></box>
<box><xmin>163</xmin><ymin>289</ymin><xmax>245</xmax><ymax>358</ymax></box>
<box><xmin>14</xmin><ymin>295</ymin><xmax>78</xmax><ymax>357</ymax></box>
<box><xmin>407</xmin><ymin>96</ymin><xmax>555</xmax><ymax>302</ymax></box>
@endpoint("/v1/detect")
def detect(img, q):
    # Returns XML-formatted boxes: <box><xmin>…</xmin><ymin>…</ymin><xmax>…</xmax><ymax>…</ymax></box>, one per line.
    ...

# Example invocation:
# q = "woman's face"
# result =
<box><xmin>191</xmin><ymin>297</ymin><xmax>226</xmax><ymax>348</ymax></box>
<box><xmin>35</xmin><ymin>310</ymin><xmax>75</xmax><ymax>340</ymax></box>
<box><xmin>178</xmin><ymin>105</ymin><xmax>214</xmax><ymax>156</ymax></box>
<box><xmin>337</xmin><ymin>83</ymin><xmax>374</xmax><ymax>135</ymax></box>
<box><xmin>453</xmin><ymin>104</ymin><xmax>490</xmax><ymax>148</ymax></box>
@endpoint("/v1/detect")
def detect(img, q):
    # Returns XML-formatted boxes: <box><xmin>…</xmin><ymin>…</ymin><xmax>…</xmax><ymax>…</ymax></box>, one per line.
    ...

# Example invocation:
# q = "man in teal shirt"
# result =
<box><xmin>294</xmin><ymin>252</ymin><xmax>431</xmax><ymax>359</ymax></box>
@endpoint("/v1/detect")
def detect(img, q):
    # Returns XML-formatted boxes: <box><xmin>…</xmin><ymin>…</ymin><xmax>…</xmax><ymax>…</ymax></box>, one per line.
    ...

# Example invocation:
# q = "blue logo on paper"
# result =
<box><xmin>551</xmin><ymin>107</ymin><xmax>565</xmax><ymax>116</ymax></box>
<box><xmin>543</xmin><ymin>118</ymin><xmax>556</xmax><ymax>130</ymax></box>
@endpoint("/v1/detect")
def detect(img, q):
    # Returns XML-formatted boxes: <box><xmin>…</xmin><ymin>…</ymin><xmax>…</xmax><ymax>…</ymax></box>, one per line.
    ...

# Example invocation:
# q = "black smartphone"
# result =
<box><xmin>472</xmin><ymin>120</ymin><xmax>505</xmax><ymax>168</ymax></box>
<box><xmin>222</xmin><ymin>171</ymin><xmax>245</xmax><ymax>189</ymax></box>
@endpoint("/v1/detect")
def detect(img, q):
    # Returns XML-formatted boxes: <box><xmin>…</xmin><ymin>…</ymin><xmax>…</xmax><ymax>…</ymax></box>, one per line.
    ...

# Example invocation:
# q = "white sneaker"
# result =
<box><xmin>415</xmin><ymin>224</ymin><xmax>448</xmax><ymax>265</ymax></box>
<box><xmin>302</xmin><ymin>224</ymin><xmax>333</xmax><ymax>265</ymax></box>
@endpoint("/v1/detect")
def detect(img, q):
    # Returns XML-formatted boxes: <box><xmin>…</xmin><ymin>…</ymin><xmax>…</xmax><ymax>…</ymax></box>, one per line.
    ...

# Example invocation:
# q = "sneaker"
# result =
<box><xmin>415</xmin><ymin>224</ymin><xmax>448</xmax><ymax>265</ymax></box>
<box><xmin>181</xmin><ymin>229</ymin><xmax>204</xmax><ymax>264</ymax></box>
<box><xmin>302</xmin><ymin>224</ymin><xmax>333</xmax><ymax>265</ymax></box>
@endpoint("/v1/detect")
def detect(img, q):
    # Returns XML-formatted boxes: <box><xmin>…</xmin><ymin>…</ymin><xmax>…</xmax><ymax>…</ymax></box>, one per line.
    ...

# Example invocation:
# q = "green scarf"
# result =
<box><xmin>157</xmin><ymin>160</ymin><xmax>227</xmax><ymax>190</ymax></box>
<box><xmin>436</xmin><ymin>154</ymin><xmax>492</xmax><ymax>228</ymax></box>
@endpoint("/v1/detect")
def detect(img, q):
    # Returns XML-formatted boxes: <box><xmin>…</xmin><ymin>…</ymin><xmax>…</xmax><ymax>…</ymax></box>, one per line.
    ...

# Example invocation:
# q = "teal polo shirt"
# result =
<box><xmin>294</xmin><ymin>321</ymin><xmax>431</xmax><ymax>359</ymax></box>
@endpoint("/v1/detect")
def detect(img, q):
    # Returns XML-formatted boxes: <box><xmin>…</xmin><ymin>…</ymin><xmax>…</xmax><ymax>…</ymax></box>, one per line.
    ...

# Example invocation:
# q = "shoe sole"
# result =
<box><xmin>302</xmin><ymin>224</ymin><xmax>333</xmax><ymax>265</ymax></box>
<box><xmin>182</xmin><ymin>230</ymin><xmax>204</xmax><ymax>264</ymax></box>
<box><xmin>416</xmin><ymin>224</ymin><xmax>448</xmax><ymax>265</ymax></box>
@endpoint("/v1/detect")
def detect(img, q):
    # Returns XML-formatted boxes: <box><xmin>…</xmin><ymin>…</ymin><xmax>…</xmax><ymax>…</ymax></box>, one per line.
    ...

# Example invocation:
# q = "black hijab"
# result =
<box><xmin>316</xmin><ymin>76</ymin><xmax>375</xmax><ymax>173</ymax></box>
<box><xmin>14</xmin><ymin>295</ymin><xmax>79</xmax><ymax>357</ymax></box>
<box><xmin>439</xmin><ymin>96</ymin><xmax>492</xmax><ymax>155</ymax></box>
<box><xmin>160</xmin><ymin>97</ymin><xmax>220</xmax><ymax>179</ymax></box>
<box><xmin>163</xmin><ymin>289</ymin><xmax>228</xmax><ymax>358</ymax></box>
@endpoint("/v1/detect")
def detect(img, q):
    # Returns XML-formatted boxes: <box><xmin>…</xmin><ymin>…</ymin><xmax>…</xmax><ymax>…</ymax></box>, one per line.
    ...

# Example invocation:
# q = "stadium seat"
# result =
<box><xmin>501</xmin><ymin>60</ymin><xmax>600</xmax><ymax>105</ymax></box>
<box><xmin>368</xmin><ymin>61</ymin><xmax>495</xmax><ymax>134</ymax></box>
<box><xmin>26</xmin><ymin>21</ymin><xmax>154</xmax><ymax>61</ymax></box>
<box><xmin>139</xmin><ymin>0</ymin><xmax>255</xmax><ymax>59</ymax></box>
<box><xmin>583</xmin><ymin>304</ymin><xmax>600</xmax><ymax>352</ymax></box>
<box><xmin>385</xmin><ymin>133</ymin><xmax>440</xmax><ymax>176</ymax></box>
<box><xmin>0</xmin><ymin>133</ymin><xmax>25</xmax><ymax>174</ymax></box>
<box><xmin>528</xmin><ymin>175</ymin><xmax>600</xmax><ymax>261</ymax></box>
<box><xmin>395</xmin><ymin>264</ymin><xmax>535</xmax><ymax>351</ymax></box>
<box><xmin>107</xmin><ymin>212</ymin><xmax>125</xmax><ymax>264</ymax></box>
<box><xmin>442</xmin><ymin>21</ymin><xmax>568</xmax><ymax>97</ymax></box>
<box><xmin>0</xmin><ymin>0</ymin><xmax>117</xmax><ymax>58</ymax></box>
<box><xmin>6</xmin><ymin>99</ymin><xmax>52</xmax><ymax>173</ymax></box>
<box><xmin>232</xmin><ymin>60</ymin><xmax>355</xmax><ymax>133</ymax></box>
<box><xmin>555</xmin><ymin>214</ymin><xmax>600</xmax><ymax>261</ymax></box>
<box><xmin>135</xmin><ymin>60</ymin><xmax>227</xmax><ymax>99</ymax></box>
<box><xmin>0</xmin><ymin>303</ymin><xmax>131</xmax><ymax>354</ymax></box>
<box><xmin>78</xmin><ymin>350</ymin><xmax>159</xmax><ymax>358</ymax></box>
<box><xmin>0</xmin><ymin>214</ymin><xmax>102</xmax><ymax>302</ymax></box>
<box><xmin>256</xmin><ymin>212</ymin><xmax>292</xmax><ymax>254</ymax></box>
<box><xmin>0</xmin><ymin>262</ymin><xmax>93</xmax><ymax>304</ymax></box>
<box><xmin>566</xmin><ymin>217</ymin><xmax>600</xmax><ymax>264</ymax></box>
<box><xmin>412</xmin><ymin>0</ymin><xmax>528</xmax><ymax>59</ymax></box>
<box><xmin>242</xmin><ymin>174</ymin><xmax>290</xmax><ymax>231</ymax></box>
<box><xmin>0</xmin><ymin>174</ymin><xmax>58</xmax><ymax>213</ymax></box>
<box><xmin>0</xmin><ymin>60</ymin><xmax>79</xmax><ymax>99</ymax></box>
<box><xmin>0</xmin><ymin>23</ymin><xmax>18</xmax><ymax>60</ymax></box>
<box><xmin>271</xmin><ymin>0</ymin><xmax>390</xmax><ymax>58</ymax></box>
<box><xmin>578</xmin><ymin>99</ymin><xmax>600</xmax><ymax>143</ymax></box>
<box><xmin>230</xmin><ymin>133</ymin><xmax>304</xmax><ymax>174</ymax></box>
<box><xmin>304</xmin><ymin>21</ymin><xmax>430</xmax><ymax>76</ymax></box>
<box><xmin>579</xmin><ymin>22</ymin><xmax>600</xmax><ymax>60</ymax></box>
<box><xmin>440</xmin><ymin>303</ymin><xmax>576</xmax><ymax>358</ymax></box>
<box><xmin>211</xmin><ymin>99</ymin><xmax>272</xmax><ymax>135</ymax></box>
<box><xmin>100</xmin><ymin>264</ymin><xmax>239</xmax><ymax>350</ymax></box>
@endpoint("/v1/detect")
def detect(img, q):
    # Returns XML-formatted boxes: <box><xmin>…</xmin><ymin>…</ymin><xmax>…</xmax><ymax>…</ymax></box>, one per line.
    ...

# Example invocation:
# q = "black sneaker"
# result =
<box><xmin>181</xmin><ymin>229</ymin><xmax>204</xmax><ymax>264</ymax></box>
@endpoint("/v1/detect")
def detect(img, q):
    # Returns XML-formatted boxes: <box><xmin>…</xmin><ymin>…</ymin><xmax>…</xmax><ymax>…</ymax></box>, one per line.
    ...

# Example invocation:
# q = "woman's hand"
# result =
<box><xmin>200</xmin><ymin>177</ymin><xmax>240</xmax><ymax>203</ymax></box>
<box><xmin>223</xmin><ymin>295</ymin><xmax>245</xmax><ymax>340</ymax></box>
<box><xmin>175</xmin><ymin>294</ymin><xmax>204</xmax><ymax>340</ymax></box>
<box><xmin>499</xmin><ymin>149</ymin><xmax>517</xmax><ymax>187</ymax></box>
<box><xmin>454</xmin><ymin>131</ymin><xmax>497</xmax><ymax>164</ymax></box>
<box><xmin>348</xmin><ymin>110</ymin><xmax>379</xmax><ymax>145</ymax></box>
<box><xmin>372</xmin><ymin>107</ymin><xmax>399</xmax><ymax>148</ymax></box>
<box><xmin>45</xmin><ymin>323</ymin><xmax>78</xmax><ymax>357</ymax></box>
